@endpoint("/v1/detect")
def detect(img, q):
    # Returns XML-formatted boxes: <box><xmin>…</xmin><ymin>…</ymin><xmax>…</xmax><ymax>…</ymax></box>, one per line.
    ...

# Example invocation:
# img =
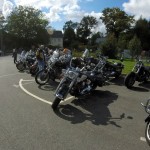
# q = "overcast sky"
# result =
<box><xmin>0</xmin><ymin>0</ymin><xmax>150</xmax><ymax>33</ymax></box>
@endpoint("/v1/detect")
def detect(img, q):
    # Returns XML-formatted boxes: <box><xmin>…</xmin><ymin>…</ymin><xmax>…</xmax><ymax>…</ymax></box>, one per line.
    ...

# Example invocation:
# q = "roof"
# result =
<box><xmin>51</xmin><ymin>31</ymin><xmax>63</xmax><ymax>38</ymax></box>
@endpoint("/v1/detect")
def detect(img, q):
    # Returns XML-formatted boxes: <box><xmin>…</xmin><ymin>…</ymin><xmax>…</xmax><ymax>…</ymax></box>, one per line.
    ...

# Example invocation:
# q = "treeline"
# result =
<box><xmin>0</xmin><ymin>6</ymin><xmax>150</xmax><ymax>58</ymax></box>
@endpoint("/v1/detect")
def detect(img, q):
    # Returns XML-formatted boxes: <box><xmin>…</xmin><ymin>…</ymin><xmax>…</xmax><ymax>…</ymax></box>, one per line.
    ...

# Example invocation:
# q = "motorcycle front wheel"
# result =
<box><xmin>124</xmin><ymin>72</ymin><xmax>136</xmax><ymax>89</ymax></box>
<box><xmin>35</xmin><ymin>69</ymin><xmax>49</xmax><ymax>85</ymax></box>
<box><xmin>51</xmin><ymin>97</ymin><xmax>61</xmax><ymax>111</ymax></box>
<box><xmin>16</xmin><ymin>62</ymin><xmax>25</xmax><ymax>71</ymax></box>
<box><xmin>145</xmin><ymin>122</ymin><xmax>150</xmax><ymax>146</ymax></box>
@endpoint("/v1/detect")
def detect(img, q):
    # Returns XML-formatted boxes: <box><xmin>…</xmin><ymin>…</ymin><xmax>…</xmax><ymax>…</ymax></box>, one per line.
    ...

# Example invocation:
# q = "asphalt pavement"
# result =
<box><xmin>0</xmin><ymin>55</ymin><xmax>150</xmax><ymax>150</ymax></box>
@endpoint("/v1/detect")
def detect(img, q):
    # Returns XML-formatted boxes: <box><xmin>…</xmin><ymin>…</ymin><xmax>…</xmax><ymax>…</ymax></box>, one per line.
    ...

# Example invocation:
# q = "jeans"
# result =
<box><xmin>37</xmin><ymin>60</ymin><xmax>45</xmax><ymax>71</ymax></box>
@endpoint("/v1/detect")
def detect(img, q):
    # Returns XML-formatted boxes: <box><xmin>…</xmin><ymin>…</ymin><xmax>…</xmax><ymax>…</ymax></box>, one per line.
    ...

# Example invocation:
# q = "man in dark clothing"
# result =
<box><xmin>13</xmin><ymin>49</ymin><xmax>17</xmax><ymax>64</ymax></box>
<box><xmin>36</xmin><ymin>45</ymin><xmax>45</xmax><ymax>71</ymax></box>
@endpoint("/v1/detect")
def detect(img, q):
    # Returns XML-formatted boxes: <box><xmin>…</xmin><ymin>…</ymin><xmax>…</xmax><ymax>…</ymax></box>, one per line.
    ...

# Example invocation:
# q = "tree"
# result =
<box><xmin>134</xmin><ymin>17</ymin><xmax>150</xmax><ymax>50</ymax></box>
<box><xmin>6</xmin><ymin>5</ymin><xmax>50</xmax><ymax>48</ymax></box>
<box><xmin>100</xmin><ymin>7</ymin><xmax>134</xmax><ymax>39</ymax></box>
<box><xmin>63</xmin><ymin>27</ymin><xmax>76</xmax><ymax>48</ymax></box>
<box><xmin>128</xmin><ymin>35</ymin><xmax>141</xmax><ymax>59</ymax></box>
<box><xmin>100</xmin><ymin>33</ymin><xmax>117</xmax><ymax>58</ymax></box>
<box><xmin>90</xmin><ymin>32</ymin><xmax>102</xmax><ymax>45</ymax></box>
<box><xmin>76</xmin><ymin>16</ymin><xmax>98</xmax><ymax>45</ymax></box>
<box><xmin>63</xmin><ymin>20</ymin><xmax>78</xmax><ymax>31</ymax></box>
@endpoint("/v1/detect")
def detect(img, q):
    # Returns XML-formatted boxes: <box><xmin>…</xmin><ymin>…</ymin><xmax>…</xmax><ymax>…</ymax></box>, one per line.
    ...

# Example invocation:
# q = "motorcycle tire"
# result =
<box><xmin>35</xmin><ymin>69</ymin><xmax>49</xmax><ymax>85</ymax></box>
<box><xmin>145</xmin><ymin>122</ymin><xmax>150</xmax><ymax>146</ymax></box>
<box><xmin>16</xmin><ymin>62</ymin><xmax>25</xmax><ymax>71</ymax></box>
<box><xmin>124</xmin><ymin>72</ymin><xmax>136</xmax><ymax>89</ymax></box>
<box><xmin>51</xmin><ymin>97</ymin><xmax>61</xmax><ymax>111</ymax></box>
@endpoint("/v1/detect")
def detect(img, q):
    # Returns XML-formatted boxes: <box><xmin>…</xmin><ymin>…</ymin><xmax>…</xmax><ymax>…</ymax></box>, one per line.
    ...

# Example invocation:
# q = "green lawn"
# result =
<box><xmin>72</xmin><ymin>50</ymin><xmax>150</xmax><ymax>75</ymax></box>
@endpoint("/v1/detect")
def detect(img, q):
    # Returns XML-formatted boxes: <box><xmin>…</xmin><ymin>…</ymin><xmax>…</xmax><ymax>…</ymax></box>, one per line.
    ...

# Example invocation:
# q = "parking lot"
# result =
<box><xmin>0</xmin><ymin>55</ymin><xmax>150</xmax><ymax>150</ymax></box>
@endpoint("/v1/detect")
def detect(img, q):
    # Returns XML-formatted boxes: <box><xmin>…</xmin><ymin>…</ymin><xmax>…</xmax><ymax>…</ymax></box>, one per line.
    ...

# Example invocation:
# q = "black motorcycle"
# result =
<box><xmin>141</xmin><ymin>99</ymin><xmax>150</xmax><ymax>146</ymax></box>
<box><xmin>51</xmin><ymin>57</ymin><xmax>108</xmax><ymax>110</ymax></box>
<box><xmin>96</xmin><ymin>55</ymin><xmax>124</xmax><ymax>79</ymax></box>
<box><xmin>124</xmin><ymin>58</ymin><xmax>150</xmax><ymax>89</ymax></box>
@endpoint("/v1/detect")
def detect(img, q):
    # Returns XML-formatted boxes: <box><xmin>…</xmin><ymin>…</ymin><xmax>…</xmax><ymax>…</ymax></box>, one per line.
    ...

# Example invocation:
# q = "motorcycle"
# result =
<box><xmin>16</xmin><ymin>52</ymin><xmax>36</xmax><ymax>71</ymax></box>
<box><xmin>35</xmin><ymin>49</ymin><xmax>71</xmax><ymax>85</ymax></box>
<box><xmin>124</xmin><ymin>58</ymin><xmax>150</xmax><ymax>89</ymax></box>
<box><xmin>51</xmin><ymin>57</ymin><xmax>108</xmax><ymax>110</ymax></box>
<box><xmin>141</xmin><ymin>99</ymin><xmax>150</xmax><ymax>146</ymax></box>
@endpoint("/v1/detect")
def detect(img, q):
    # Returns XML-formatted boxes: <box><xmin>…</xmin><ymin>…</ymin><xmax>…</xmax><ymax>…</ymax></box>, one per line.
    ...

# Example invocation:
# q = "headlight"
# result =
<box><xmin>146</xmin><ymin>99</ymin><xmax>150</xmax><ymax>114</ymax></box>
<box><xmin>67</xmin><ymin>71</ymin><xmax>78</xmax><ymax>79</ymax></box>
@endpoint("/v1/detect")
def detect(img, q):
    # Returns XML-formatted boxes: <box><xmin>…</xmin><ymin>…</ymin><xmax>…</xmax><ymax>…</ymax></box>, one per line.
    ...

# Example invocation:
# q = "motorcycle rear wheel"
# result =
<box><xmin>52</xmin><ymin>98</ymin><xmax>61</xmax><ymax>111</ymax></box>
<box><xmin>35</xmin><ymin>69</ymin><xmax>49</xmax><ymax>85</ymax></box>
<box><xmin>124</xmin><ymin>72</ymin><xmax>136</xmax><ymax>89</ymax></box>
<box><xmin>16</xmin><ymin>62</ymin><xmax>25</xmax><ymax>71</ymax></box>
<box><xmin>145</xmin><ymin>122</ymin><xmax>150</xmax><ymax>146</ymax></box>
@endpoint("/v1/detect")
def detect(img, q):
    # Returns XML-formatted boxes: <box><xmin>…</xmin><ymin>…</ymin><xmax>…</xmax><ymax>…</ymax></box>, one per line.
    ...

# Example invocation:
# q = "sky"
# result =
<box><xmin>0</xmin><ymin>0</ymin><xmax>150</xmax><ymax>34</ymax></box>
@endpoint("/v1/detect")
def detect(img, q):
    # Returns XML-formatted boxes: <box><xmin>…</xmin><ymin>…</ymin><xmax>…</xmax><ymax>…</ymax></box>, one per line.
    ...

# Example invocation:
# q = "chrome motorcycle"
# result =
<box><xmin>141</xmin><ymin>99</ymin><xmax>150</xmax><ymax>146</ymax></box>
<box><xmin>124</xmin><ymin>58</ymin><xmax>150</xmax><ymax>89</ymax></box>
<box><xmin>51</xmin><ymin>57</ymin><xmax>108</xmax><ymax>110</ymax></box>
<box><xmin>35</xmin><ymin>49</ymin><xmax>71</xmax><ymax>85</ymax></box>
<box><xmin>16</xmin><ymin>52</ymin><xmax>36</xmax><ymax>71</ymax></box>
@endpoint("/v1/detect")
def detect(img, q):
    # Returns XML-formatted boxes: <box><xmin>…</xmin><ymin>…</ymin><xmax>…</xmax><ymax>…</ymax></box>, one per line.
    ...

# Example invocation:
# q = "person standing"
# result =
<box><xmin>13</xmin><ymin>48</ymin><xmax>17</xmax><ymax>64</ymax></box>
<box><xmin>36</xmin><ymin>45</ymin><xmax>45</xmax><ymax>71</ymax></box>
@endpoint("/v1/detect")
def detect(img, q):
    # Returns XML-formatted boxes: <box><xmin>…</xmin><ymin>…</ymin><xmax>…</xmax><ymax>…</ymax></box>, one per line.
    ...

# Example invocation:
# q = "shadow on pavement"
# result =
<box><xmin>38</xmin><ymin>80</ymin><xmax>59</xmax><ymax>91</ymax></box>
<box><xmin>108</xmin><ymin>75</ymin><xmax>125</xmax><ymax>86</ymax></box>
<box><xmin>54</xmin><ymin>90</ymin><xmax>132</xmax><ymax>127</ymax></box>
<box><xmin>138</xmin><ymin>81</ymin><xmax>150</xmax><ymax>89</ymax></box>
<box><xmin>130</xmin><ymin>86</ymin><xmax>149</xmax><ymax>92</ymax></box>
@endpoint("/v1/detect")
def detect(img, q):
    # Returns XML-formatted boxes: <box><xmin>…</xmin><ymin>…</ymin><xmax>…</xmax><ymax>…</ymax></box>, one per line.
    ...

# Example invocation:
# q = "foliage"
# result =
<box><xmin>6</xmin><ymin>5</ymin><xmax>49</xmax><ymax>48</ymax></box>
<box><xmin>100</xmin><ymin>33</ymin><xmax>117</xmax><ymax>58</ymax></box>
<box><xmin>134</xmin><ymin>17</ymin><xmax>150</xmax><ymax>50</ymax></box>
<box><xmin>128</xmin><ymin>35</ymin><xmax>142</xmax><ymax>58</ymax></box>
<box><xmin>63</xmin><ymin>23</ymin><xmax>76</xmax><ymax>48</ymax></box>
<box><xmin>76</xmin><ymin>16</ymin><xmax>98</xmax><ymax>45</ymax></box>
<box><xmin>100</xmin><ymin>7</ymin><xmax>134</xmax><ymax>39</ymax></box>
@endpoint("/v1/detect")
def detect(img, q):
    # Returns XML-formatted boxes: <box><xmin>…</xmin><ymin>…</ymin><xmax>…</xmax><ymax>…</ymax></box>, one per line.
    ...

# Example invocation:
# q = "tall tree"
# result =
<box><xmin>128</xmin><ymin>35</ymin><xmax>141</xmax><ymax>59</ymax></box>
<box><xmin>134</xmin><ymin>17</ymin><xmax>150</xmax><ymax>50</ymax></box>
<box><xmin>100</xmin><ymin>33</ymin><xmax>117</xmax><ymax>58</ymax></box>
<box><xmin>6</xmin><ymin>5</ymin><xmax>50</xmax><ymax>48</ymax></box>
<box><xmin>77</xmin><ymin>16</ymin><xmax>98</xmax><ymax>45</ymax></box>
<box><xmin>100</xmin><ymin>7</ymin><xmax>134</xmax><ymax>39</ymax></box>
<box><xmin>63</xmin><ymin>20</ymin><xmax>78</xmax><ymax>31</ymax></box>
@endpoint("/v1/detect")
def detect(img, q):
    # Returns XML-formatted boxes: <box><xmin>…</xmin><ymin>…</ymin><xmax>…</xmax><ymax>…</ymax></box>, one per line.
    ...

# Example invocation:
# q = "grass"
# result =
<box><xmin>72</xmin><ymin>50</ymin><xmax>150</xmax><ymax>75</ymax></box>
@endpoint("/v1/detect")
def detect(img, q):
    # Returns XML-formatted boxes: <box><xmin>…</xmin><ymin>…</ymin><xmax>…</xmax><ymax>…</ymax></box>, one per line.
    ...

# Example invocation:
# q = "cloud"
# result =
<box><xmin>123</xmin><ymin>0</ymin><xmax>150</xmax><ymax>19</ymax></box>
<box><xmin>0</xmin><ymin>0</ymin><xmax>106</xmax><ymax>34</ymax></box>
<box><xmin>84</xmin><ymin>11</ymin><xmax>106</xmax><ymax>34</ymax></box>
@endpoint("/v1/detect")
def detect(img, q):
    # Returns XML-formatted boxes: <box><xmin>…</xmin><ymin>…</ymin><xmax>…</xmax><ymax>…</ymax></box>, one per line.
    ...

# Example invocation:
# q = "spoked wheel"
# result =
<box><xmin>16</xmin><ymin>62</ymin><xmax>25</xmax><ymax>71</ymax></box>
<box><xmin>145</xmin><ymin>122</ymin><xmax>150</xmax><ymax>146</ymax></box>
<box><xmin>124</xmin><ymin>72</ymin><xmax>136</xmax><ymax>89</ymax></box>
<box><xmin>35</xmin><ymin>69</ymin><xmax>49</xmax><ymax>85</ymax></box>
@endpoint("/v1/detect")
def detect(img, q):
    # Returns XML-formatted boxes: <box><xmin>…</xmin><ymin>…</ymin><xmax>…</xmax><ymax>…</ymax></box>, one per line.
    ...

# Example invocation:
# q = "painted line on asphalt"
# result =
<box><xmin>0</xmin><ymin>73</ymin><xmax>22</xmax><ymax>78</ymax></box>
<box><xmin>140</xmin><ymin>137</ymin><xmax>146</xmax><ymax>142</ymax></box>
<box><xmin>19</xmin><ymin>79</ymin><xmax>74</xmax><ymax>105</ymax></box>
<box><xmin>13</xmin><ymin>81</ymin><xmax>35</xmax><ymax>88</ymax></box>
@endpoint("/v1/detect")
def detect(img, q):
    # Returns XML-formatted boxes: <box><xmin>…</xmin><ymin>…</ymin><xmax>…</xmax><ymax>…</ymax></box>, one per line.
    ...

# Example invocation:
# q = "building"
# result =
<box><xmin>49</xmin><ymin>30</ymin><xmax>63</xmax><ymax>48</ymax></box>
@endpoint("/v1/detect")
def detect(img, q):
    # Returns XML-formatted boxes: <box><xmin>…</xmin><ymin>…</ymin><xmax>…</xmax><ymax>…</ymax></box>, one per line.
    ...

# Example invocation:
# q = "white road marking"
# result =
<box><xmin>0</xmin><ymin>73</ymin><xmax>22</xmax><ymax>78</ymax></box>
<box><xmin>140</xmin><ymin>137</ymin><xmax>146</xmax><ymax>142</ymax></box>
<box><xmin>13</xmin><ymin>81</ymin><xmax>34</xmax><ymax>88</ymax></box>
<box><xmin>19</xmin><ymin>79</ymin><xmax>74</xmax><ymax>105</ymax></box>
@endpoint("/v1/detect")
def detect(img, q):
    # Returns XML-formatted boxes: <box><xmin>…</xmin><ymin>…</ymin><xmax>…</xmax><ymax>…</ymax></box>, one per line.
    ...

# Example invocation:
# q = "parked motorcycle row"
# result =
<box><xmin>15</xmin><ymin>48</ymin><xmax>150</xmax><ymax>146</ymax></box>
